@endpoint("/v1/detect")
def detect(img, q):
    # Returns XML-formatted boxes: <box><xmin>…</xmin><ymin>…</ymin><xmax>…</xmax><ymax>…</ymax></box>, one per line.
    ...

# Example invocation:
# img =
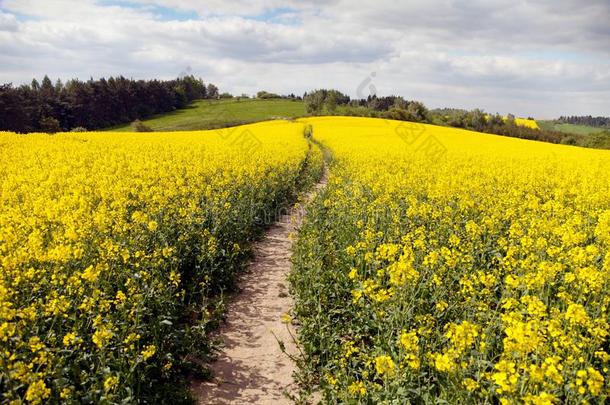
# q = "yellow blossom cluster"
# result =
<box><xmin>513</xmin><ymin>118</ymin><xmax>540</xmax><ymax>130</ymax></box>
<box><xmin>502</xmin><ymin>117</ymin><xmax>540</xmax><ymax>130</ymax></box>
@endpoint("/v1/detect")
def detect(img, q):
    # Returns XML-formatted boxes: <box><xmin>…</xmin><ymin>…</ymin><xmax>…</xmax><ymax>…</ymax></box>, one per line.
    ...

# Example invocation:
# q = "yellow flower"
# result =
<box><xmin>348</xmin><ymin>268</ymin><xmax>358</xmax><ymax>280</ymax></box>
<box><xmin>445</xmin><ymin>321</ymin><xmax>479</xmax><ymax>354</ymax></box>
<box><xmin>584</xmin><ymin>367</ymin><xmax>604</xmax><ymax>395</ymax></box>
<box><xmin>81</xmin><ymin>265</ymin><xmax>100</xmax><ymax>283</ymax></box>
<box><xmin>371</xmin><ymin>288</ymin><xmax>392</xmax><ymax>302</ymax></box>
<box><xmin>348</xmin><ymin>381</ymin><xmax>366</xmax><ymax>396</ymax></box>
<box><xmin>433</xmin><ymin>352</ymin><xmax>454</xmax><ymax>372</ymax></box>
<box><xmin>63</xmin><ymin>332</ymin><xmax>79</xmax><ymax>347</ymax></box>
<box><xmin>387</xmin><ymin>253</ymin><xmax>418</xmax><ymax>286</ymax></box>
<box><xmin>522</xmin><ymin>392</ymin><xmax>557</xmax><ymax>405</ymax></box>
<box><xmin>141</xmin><ymin>344</ymin><xmax>156</xmax><ymax>360</ymax></box>
<box><xmin>60</xmin><ymin>387</ymin><xmax>73</xmax><ymax>399</ymax></box>
<box><xmin>492</xmin><ymin>360</ymin><xmax>519</xmax><ymax>394</ymax></box>
<box><xmin>28</xmin><ymin>336</ymin><xmax>44</xmax><ymax>352</ymax></box>
<box><xmin>462</xmin><ymin>378</ymin><xmax>479</xmax><ymax>392</ymax></box>
<box><xmin>25</xmin><ymin>380</ymin><xmax>51</xmax><ymax>405</ymax></box>
<box><xmin>104</xmin><ymin>375</ymin><xmax>119</xmax><ymax>392</ymax></box>
<box><xmin>435</xmin><ymin>300</ymin><xmax>448</xmax><ymax>312</ymax></box>
<box><xmin>115</xmin><ymin>290</ymin><xmax>127</xmax><ymax>304</ymax></box>
<box><xmin>324</xmin><ymin>372</ymin><xmax>338</xmax><ymax>386</ymax></box>
<box><xmin>92</xmin><ymin>328</ymin><xmax>113</xmax><ymax>348</ymax></box>
<box><xmin>169</xmin><ymin>271</ymin><xmax>181</xmax><ymax>287</ymax></box>
<box><xmin>399</xmin><ymin>330</ymin><xmax>419</xmax><ymax>352</ymax></box>
<box><xmin>375</xmin><ymin>355</ymin><xmax>396</xmax><ymax>376</ymax></box>
<box><xmin>565</xmin><ymin>303</ymin><xmax>589</xmax><ymax>326</ymax></box>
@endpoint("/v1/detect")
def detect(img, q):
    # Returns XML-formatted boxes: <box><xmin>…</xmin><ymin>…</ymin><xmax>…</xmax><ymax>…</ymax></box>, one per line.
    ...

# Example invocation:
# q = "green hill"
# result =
<box><xmin>537</xmin><ymin>120</ymin><xmax>606</xmax><ymax>135</ymax></box>
<box><xmin>105</xmin><ymin>98</ymin><xmax>306</xmax><ymax>132</ymax></box>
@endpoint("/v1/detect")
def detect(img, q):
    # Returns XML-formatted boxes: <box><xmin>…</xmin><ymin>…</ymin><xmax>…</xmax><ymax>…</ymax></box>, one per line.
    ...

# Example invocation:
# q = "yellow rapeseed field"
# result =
<box><xmin>2</xmin><ymin>114</ymin><xmax>609</xmax><ymax>403</ymax></box>
<box><xmin>291</xmin><ymin>117</ymin><xmax>610</xmax><ymax>403</ymax></box>
<box><xmin>485</xmin><ymin>116</ymin><xmax>539</xmax><ymax>130</ymax></box>
<box><xmin>0</xmin><ymin>121</ymin><xmax>320</xmax><ymax>403</ymax></box>
<box><xmin>514</xmin><ymin>118</ymin><xmax>540</xmax><ymax>130</ymax></box>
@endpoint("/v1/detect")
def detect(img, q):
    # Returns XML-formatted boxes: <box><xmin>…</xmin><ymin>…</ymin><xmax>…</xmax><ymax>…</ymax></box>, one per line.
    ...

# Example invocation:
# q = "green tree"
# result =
<box><xmin>305</xmin><ymin>90</ymin><xmax>326</xmax><ymax>115</ymax></box>
<box><xmin>405</xmin><ymin>101</ymin><xmax>430</xmax><ymax>122</ymax></box>
<box><xmin>206</xmin><ymin>83</ymin><xmax>219</xmax><ymax>99</ymax></box>
<box><xmin>40</xmin><ymin>116</ymin><xmax>62</xmax><ymax>133</ymax></box>
<box><xmin>325</xmin><ymin>93</ymin><xmax>338</xmax><ymax>113</ymax></box>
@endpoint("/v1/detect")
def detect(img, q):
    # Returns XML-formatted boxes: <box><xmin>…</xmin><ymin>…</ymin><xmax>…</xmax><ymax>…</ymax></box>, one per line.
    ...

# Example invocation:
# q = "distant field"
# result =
<box><xmin>105</xmin><ymin>98</ymin><xmax>306</xmax><ymax>131</ymax></box>
<box><xmin>537</xmin><ymin>120</ymin><xmax>606</xmax><ymax>135</ymax></box>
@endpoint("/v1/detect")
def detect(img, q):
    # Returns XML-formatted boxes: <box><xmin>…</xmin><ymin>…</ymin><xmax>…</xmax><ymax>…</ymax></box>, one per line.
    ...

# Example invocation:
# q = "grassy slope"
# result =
<box><xmin>537</xmin><ymin>120</ymin><xmax>605</xmax><ymax>135</ymax></box>
<box><xmin>105</xmin><ymin>98</ymin><xmax>306</xmax><ymax>132</ymax></box>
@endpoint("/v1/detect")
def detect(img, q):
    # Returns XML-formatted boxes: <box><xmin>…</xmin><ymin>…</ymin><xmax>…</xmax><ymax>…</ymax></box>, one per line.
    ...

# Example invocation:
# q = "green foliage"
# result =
<box><xmin>304</xmin><ymin>90</ymin><xmax>326</xmax><ymax>115</ymax></box>
<box><xmin>583</xmin><ymin>130</ymin><xmax>610</xmax><ymax>149</ymax></box>
<box><xmin>304</xmin><ymin>89</ymin><xmax>350</xmax><ymax>115</ymax></box>
<box><xmin>256</xmin><ymin>90</ymin><xmax>281</xmax><ymax>99</ymax></box>
<box><xmin>39</xmin><ymin>116</ymin><xmax>62</xmax><ymax>133</ymax></box>
<box><xmin>378</xmin><ymin>101</ymin><xmax>430</xmax><ymax>123</ymax></box>
<box><xmin>206</xmin><ymin>83</ymin><xmax>219</xmax><ymax>99</ymax></box>
<box><xmin>341</xmin><ymin>105</ymin><xmax>373</xmax><ymax>117</ymax></box>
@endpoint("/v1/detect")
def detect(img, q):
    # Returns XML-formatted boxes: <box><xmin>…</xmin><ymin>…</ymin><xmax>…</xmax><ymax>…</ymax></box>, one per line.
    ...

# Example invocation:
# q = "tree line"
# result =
<box><xmin>557</xmin><ymin>115</ymin><xmax>610</xmax><ymax>128</ymax></box>
<box><xmin>304</xmin><ymin>89</ymin><xmax>610</xmax><ymax>149</ymax></box>
<box><xmin>304</xmin><ymin>90</ymin><xmax>446</xmax><ymax>123</ymax></box>
<box><xmin>0</xmin><ymin>75</ymin><xmax>219</xmax><ymax>133</ymax></box>
<box><xmin>255</xmin><ymin>90</ymin><xmax>301</xmax><ymax>100</ymax></box>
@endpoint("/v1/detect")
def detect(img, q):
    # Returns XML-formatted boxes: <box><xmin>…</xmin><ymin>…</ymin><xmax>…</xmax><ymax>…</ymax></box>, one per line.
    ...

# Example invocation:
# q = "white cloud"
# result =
<box><xmin>0</xmin><ymin>10</ymin><xmax>18</xmax><ymax>31</ymax></box>
<box><xmin>0</xmin><ymin>0</ymin><xmax>609</xmax><ymax>117</ymax></box>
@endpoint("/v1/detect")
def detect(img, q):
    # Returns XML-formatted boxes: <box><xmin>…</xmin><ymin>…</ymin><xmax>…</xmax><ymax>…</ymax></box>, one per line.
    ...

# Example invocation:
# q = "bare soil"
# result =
<box><xmin>191</xmin><ymin>169</ymin><xmax>327</xmax><ymax>404</ymax></box>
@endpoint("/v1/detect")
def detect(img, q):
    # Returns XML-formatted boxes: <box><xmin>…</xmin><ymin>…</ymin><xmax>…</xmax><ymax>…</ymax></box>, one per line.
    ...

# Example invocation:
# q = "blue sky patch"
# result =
<box><xmin>97</xmin><ymin>0</ymin><xmax>198</xmax><ymax>21</ymax></box>
<box><xmin>249</xmin><ymin>7</ymin><xmax>301</xmax><ymax>25</ymax></box>
<box><xmin>0</xmin><ymin>7</ymin><xmax>39</xmax><ymax>22</ymax></box>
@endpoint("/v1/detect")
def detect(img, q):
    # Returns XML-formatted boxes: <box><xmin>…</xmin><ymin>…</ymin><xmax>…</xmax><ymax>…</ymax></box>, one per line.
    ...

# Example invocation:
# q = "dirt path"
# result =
<box><xmin>191</xmin><ymin>165</ymin><xmax>327</xmax><ymax>404</ymax></box>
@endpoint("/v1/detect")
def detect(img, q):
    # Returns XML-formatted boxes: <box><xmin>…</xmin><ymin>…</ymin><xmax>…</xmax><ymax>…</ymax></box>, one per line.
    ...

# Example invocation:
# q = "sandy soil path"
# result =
<box><xmin>191</xmin><ymin>166</ymin><xmax>327</xmax><ymax>404</ymax></box>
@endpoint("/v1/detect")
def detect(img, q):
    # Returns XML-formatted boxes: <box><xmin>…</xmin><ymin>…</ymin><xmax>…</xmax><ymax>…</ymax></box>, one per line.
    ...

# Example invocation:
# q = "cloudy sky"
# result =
<box><xmin>0</xmin><ymin>0</ymin><xmax>609</xmax><ymax>117</ymax></box>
